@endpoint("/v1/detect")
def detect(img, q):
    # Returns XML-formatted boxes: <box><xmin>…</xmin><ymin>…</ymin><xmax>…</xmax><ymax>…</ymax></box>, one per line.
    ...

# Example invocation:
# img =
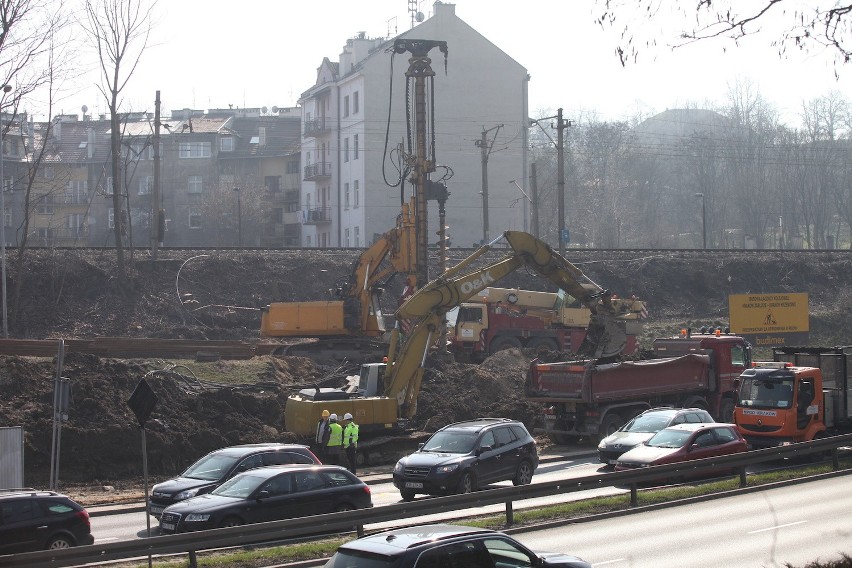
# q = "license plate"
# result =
<box><xmin>161</xmin><ymin>522</ymin><xmax>175</xmax><ymax>531</ymax></box>
<box><xmin>405</xmin><ymin>482</ymin><xmax>423</xmax><ymax>489</ymax></box>
<box><xmin>150</xmin><ymin>505</ymin><xmax>164</xmax><ymax>516</ymax></box>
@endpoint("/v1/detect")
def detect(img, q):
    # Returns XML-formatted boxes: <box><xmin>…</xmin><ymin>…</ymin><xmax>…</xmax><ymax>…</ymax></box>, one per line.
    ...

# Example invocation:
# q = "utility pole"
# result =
<box><xmin>554</xmin><ymin>108</ymin><xmax>574</xmax><ymax>256</ymax></box>
<box><xmin>476</xmin><ymin>124</ymin><xmax>502</xmax><ymax>245</ymax></box>
<box><xmin>151</xmin><ymin>91</ymin><xmax>161</xmax><ymax>259</ymax></box>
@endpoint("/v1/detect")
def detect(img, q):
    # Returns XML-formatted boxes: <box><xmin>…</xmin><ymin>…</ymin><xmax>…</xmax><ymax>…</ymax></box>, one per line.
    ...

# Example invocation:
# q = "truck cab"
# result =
<box><xmin>734</xmin><ymin>363</ymin><xmax>824</xmax><ymax>449</ymax></box>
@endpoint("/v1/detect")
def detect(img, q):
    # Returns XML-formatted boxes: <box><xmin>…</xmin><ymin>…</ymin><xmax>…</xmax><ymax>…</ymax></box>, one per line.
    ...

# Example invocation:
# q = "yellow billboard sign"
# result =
<box><xmin>729</xmin><ymin>293</ymin><xmax>809</xmax><ymax>335</ymax></box>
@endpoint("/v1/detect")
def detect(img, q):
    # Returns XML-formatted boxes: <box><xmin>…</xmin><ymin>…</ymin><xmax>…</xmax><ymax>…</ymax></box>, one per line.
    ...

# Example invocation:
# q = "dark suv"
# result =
<box><xmin>148</xmin><ymin>443</ymin><xmax>320</xmax><ymax>518</ymax></box>
<box><xmin>392</xmin><ymin>418</ymin><xmax>538</xmax><ymax>501</ymax></box>
<box><xmin>597</xmin><ymin>407</ymin><xmax>715</xmax><ymax>465</ymax></box>
<box><xmin>0</xmin><ymin>489</ymin><xmax>94</xmax><ymax>554</ymax></box>
<box><xmin>323</xmin><ymin>524</ymin><xmax>591</xmax><ymax>568</ymax></box>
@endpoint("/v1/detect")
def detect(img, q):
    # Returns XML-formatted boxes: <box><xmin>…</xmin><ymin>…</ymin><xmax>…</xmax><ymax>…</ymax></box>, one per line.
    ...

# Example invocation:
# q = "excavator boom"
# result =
<box><xmin>383</xmin><ymin>231</ymin><xmax>632</xmax><ymax>418</ymax></box>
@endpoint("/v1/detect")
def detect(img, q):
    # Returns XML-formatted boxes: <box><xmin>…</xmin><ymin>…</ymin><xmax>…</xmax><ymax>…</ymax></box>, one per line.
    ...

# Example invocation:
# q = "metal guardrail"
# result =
<box><xmin>4</xmin><ymin>433</ymin><xmax>851</xmax><ymax>568</ymax></box>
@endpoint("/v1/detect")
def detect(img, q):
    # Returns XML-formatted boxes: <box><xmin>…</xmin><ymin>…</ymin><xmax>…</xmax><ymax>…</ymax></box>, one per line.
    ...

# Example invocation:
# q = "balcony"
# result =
<box><xmin>302</xmin><ymin>207</ymin><xmax>331</xmax><ymax>225</ymax></box>
<box><xmin>284</xmin><ymin>190</ymin><xmax>300</xmax><ymax>203</ymax></box>
<box><xmin>303</xmin><ymin>162</ymin><xmax>332</xmax><ymax>181</ymax></box>
<box><xmin>303</xmin><ymin>118</ymin><xmax>331</xmax><ymax>138</ymax></box>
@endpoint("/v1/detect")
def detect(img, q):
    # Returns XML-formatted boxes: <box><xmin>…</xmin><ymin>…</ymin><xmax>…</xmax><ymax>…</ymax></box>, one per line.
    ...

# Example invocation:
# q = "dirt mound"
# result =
<box><xmin>2</xmin><ymin>246</ymin><xmax>852</xmax><ymax>485</ymax></box>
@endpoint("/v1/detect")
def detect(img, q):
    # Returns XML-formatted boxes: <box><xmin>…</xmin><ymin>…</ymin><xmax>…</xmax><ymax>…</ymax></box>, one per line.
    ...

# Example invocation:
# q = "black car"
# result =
<box><xmin>0</xmin><ymin>489</ymin><xmax>94</xmax><ymax>554</ymax></box>
<box><xmin>158</xmin><ymin>464</ymin><xmax>371</xmax><ymax>533</ymax></box>
<box><xmin>323</xmin><ymin>524</ymin><xmax>591</xmax><ymax>568</ymax></box>
<box><xmin>597</xmin><ymin>407</ymin><xmax>715</xmax><ymax>465</ymax></box>
<box><xmin>149</xmin><ymin>443</ymin><xmax>319</xmax><ymax>518</ymax></box>
<box><xmin>392</xmin><ymin>418</ymin><xmax>538</xmax><ymax>501</ymax></box>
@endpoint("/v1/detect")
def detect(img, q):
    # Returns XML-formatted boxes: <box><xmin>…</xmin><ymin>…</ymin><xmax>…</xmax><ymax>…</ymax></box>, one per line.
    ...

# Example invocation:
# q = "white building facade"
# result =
<box><xmin>299</xmin><ymin>2</ymin><xmax>529</xmax><ymax>249</ymax></box>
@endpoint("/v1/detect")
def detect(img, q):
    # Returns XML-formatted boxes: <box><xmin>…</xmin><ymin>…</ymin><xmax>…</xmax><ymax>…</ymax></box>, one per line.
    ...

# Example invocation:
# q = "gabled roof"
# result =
<box><xmin>219</xmin><ymin>115</ymin><xmax>301</xmax><ymax>158</ymax></box>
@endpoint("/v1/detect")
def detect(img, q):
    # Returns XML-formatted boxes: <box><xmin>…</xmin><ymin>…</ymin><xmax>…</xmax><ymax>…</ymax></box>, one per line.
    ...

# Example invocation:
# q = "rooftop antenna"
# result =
<box><xmin>408</xmin><ymin>0</ymin><xmax>424</xmax><ymax>29</ymax></box>
<box><xmin>387</xmin><ymin>16</ymin><xmax>397</xmax><ymax>37</ymax></box>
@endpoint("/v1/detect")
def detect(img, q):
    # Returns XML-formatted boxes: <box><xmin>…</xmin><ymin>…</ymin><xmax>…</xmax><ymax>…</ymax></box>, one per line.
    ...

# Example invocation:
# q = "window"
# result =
<box><xmin>483</xmin><ymin>538</ymin><xmax>535</xmax><ymax>567</ymax></box>
<box><xmin>344</xmin><ymin>228</ymin><xmax>350</xmax><ymax>247</ymax></box>
<box><xmin>354</xmin><ymin>180</ymin><xmax>359</xmax><ymax>208</ymax></box>
<box><xmin>343</xmin><ymin>95</ymin><xmax>350</xmax><ymax>117</ymax></box>
<box><xmin>67</xmin><ymin>213</ymin><xmax>86</xmax><ymax>235</ymax></box>
<box><xmin>353</xmin><ymin>134</ymin><xmax>359</xmax><ymax>160</ymax></box>
<box><xmin>258</xmin><ymin>127</ymin><xmax>266</xmax><ymax>146</ymax></box>
<box><xmin>265</xmin><ymin>176</ymin><xmax>281</xmax><ymax>192</ymax></box>
<box><xmin>139</xmin><ymin>176</ymin><xmax>153</xmax><ymax>195</ymax></box>
<box><xmin>714</xmin><ymin>427</ymin><xmax>737</xmax><ymax>443</ymax></box>
<box><xmin>220</xmin><ymin>137</ymin><xmax>234</xmax><ymax>152</ymax></box>
<box><xmin>187</xmin><ymin>176</ymin><xmax>203</xmax><ymax>194</ymax></box>
<box><xmin>343</xmin><ymin>138</ymin><xmax>349</xmax><ymax>162</ymax></box>
<box><xmin>42</xmin><ymin>166</ymin><xmax>55</xmax><ymax>179</ymax></box>
<box><xmin>286</xmin><ymin>160</ymin><xmax>299</xmax><ymax>174</ymax></box>
<box><xmin>272</xmin><ymin>208</ymin><xmax>284</xmax><ymax>223</ymax></box>
<box><xmin>2</xmin><ymin>176</ymin><xmax>12</xmax><ymax>192</ymax></box>
<box><xmin>108</xmin><ymin>208</ymin><xmax>115</xmax><ymax>229</ymax></box>
<box><xmin>178</xmin><ymin>141</ymin><xmax>211</xmax><ymax>158</ymax></box>
<box><xmin>65</xmin><ymin>181</ymin><xmax>88</xmax><ymax>204</ymax></box>
<box><xmin>3</xmin><ymin>208</ymin><xmax>10</xmax><ymax>228</ymax></box>
<box><xmin>188</xmin><ymin>207</ymin><xmax>202</xmax><ymax>229</ymax></box>
<box><xmin>129</xmin><ymin>142</ymin><xmax>150</xmax><ymax>160</ymax></box>
<box><xmin>344</xmin><ymin>183</ymin><xmax>350</xmax><ymax>209</ymax></box>
<box><xmin>36</xmin><ymin>228</ymin><xmax>54</xmax><ymax>240</ymax></box>
<box><xmin>37</xmin><ymin>195</ymin><xmax>54</xmax><ymax>215</ymax></box>
<box><xmin>353</xmin><ymin>91</ymin><xmax>359</xmax><ymax>114</ymax></box>
<box><xmin>354</xmin><ymin>226</ymin><xmax>359</xmax><ymax>247</ymax></box>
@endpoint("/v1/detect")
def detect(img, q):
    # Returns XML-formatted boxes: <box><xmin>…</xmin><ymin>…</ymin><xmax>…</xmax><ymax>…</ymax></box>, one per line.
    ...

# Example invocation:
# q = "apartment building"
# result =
<box><xmin>8</xmin><ymin>109</ymin><xmax>300</xmax><ymax>248</ymax></box>
<box><xmin>299</xmin><ymin>1</ymin><xmax>529</xmax><ymax>249</ymax></box>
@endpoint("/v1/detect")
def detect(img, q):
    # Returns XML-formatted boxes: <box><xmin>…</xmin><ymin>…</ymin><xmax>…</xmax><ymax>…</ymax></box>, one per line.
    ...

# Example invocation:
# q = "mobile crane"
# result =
<box><xmin>284</xmin><ymin>231</ymin><xmax>639</xmax><ymax>460</ymax></box>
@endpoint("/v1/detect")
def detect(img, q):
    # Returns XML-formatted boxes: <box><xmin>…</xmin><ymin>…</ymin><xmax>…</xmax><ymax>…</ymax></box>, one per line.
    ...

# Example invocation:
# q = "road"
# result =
<box><xmin>514</xmin><ymin>474</ymin><xmax>852</xmax><ymax>568</ymax></box>
<box><xmin>89</xmin><ymin>453</ymin><xmax>796</xmax><ymax>544</ymax></box>
<box><xmin>91</xmin><ymin>453</ymin><xmax>614</xmax><ymax>542</ymax></box>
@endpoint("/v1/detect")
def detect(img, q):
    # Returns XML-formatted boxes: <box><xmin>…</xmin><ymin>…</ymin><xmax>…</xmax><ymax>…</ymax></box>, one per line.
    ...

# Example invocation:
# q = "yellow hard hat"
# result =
<box><xmin>322</xmin><ymin>409</ymin><xmax>330</xmax><ymax>418</ymax></box>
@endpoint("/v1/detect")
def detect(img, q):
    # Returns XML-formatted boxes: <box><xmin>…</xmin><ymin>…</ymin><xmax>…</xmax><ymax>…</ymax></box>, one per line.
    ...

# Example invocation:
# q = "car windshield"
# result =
<box><xmin>212</xmin><ymin>473</ymin><xmax>265</xmax><ymax>498</ymax></box>
<box><xmin>182</xmin><ymin>453</ymin><xmax>239</xmax><ymax>481</ymax></box>
<box><xmin>738</xmin><ymin>376</ymin><xmax>795</xmax><ymax>409</ymax></box>
<box><xmin>323</xmin><ymin>550</ymin><xmax>396</xmax><ymax>568</ymax></box>
<box><xmin>646</xmin><ymin>429</ymin><xmax>693</xmax><ymax>448</ymax></box>
<box><xmin>421</xmin><ymin>430</ymin><xmax>478</xmax><ymax>454</ymax></box>
<box><xmin>623</xmin><ymin>413</ymin><xmax>673</xmax><ymax>433</ymax></box>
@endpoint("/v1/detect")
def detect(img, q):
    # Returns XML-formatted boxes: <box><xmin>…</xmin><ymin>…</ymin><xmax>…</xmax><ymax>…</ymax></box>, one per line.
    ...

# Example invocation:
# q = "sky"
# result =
<box><xmin>51</xmin><ymin>0</ymin><xmax>852</xmax><ymax>127</ymax></box>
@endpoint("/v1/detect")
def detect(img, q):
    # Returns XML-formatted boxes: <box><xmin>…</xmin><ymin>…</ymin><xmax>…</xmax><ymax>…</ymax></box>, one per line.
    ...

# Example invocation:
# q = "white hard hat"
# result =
<box><xmin>343</xmin><ymin>412</ymin><xmax>353</xmax><ymax>420</ymax></box>
<box><xmin>329</xmin><ymin>413</ymin><xmax>338</xmax><ymax>421</ymax></box>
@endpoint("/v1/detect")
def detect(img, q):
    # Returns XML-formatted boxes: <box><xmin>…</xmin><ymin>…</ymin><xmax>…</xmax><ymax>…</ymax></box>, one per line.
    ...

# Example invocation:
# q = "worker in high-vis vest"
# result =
<box><xmin>342</xmin><ymin>412</ymin><xmax>359</xmax><ymax>474</ymax></box>
<box><xmin>325</xmin><ymin>413</ymin><xmax>344</xmax><ymax>466</ymax></box>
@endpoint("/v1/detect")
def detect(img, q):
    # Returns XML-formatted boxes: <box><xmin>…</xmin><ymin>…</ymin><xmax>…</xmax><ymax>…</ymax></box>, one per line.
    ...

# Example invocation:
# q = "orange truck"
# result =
<box><xmin>733</xmin><ymin>346</ymin><xmax>852</xmax><ymax>449</ymax></box>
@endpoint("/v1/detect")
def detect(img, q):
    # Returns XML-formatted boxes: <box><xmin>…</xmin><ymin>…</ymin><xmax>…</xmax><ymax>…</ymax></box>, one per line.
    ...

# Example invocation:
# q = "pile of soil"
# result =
<box><xmin>1</xmin><ymin>246</ymin><xmax>851</xmax><ymax>488</ymax></box>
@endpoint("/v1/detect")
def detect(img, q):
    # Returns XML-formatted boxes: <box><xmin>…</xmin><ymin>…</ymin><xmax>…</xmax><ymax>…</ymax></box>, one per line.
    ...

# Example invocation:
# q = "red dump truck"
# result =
<box><xmin>525</xmin><ymin>331</ymin><xmax>751</xmax><ymax>443</ymax></box>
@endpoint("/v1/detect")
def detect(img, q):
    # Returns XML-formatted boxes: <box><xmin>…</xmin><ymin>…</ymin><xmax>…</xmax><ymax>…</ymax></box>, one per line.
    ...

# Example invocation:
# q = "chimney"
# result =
<box><xmin>87</xmin><ymin>128</ymin><xmax>96</xmax><ymax>159</ymax></box>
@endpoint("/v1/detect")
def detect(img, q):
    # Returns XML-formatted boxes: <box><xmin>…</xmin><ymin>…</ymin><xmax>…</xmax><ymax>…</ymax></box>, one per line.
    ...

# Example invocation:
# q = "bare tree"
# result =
<box><xmin>83</xmin><ymin>0</ymin><xmax>153</xmax><ymax>290</ymax></box>
<box><xmin>595</xmin><ymin>1</ymin><xmax>852</xmax><ymax>70</ymax></box>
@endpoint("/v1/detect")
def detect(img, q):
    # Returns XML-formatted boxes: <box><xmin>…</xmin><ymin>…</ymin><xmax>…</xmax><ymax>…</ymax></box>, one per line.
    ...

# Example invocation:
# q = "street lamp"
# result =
<box><xmin>695</xmin><ymin>192</ymin><xmax>706</xmax><ymax>249</ymax></box>
<box><xmin>233</xmin><ymin>187</ymin><xmax>242</xmax><ymax>246</ymax></box>
<box><xmin>0</xmin><ymin>84</ymin><xmax>12</xmax><ymax>338</ymax></box>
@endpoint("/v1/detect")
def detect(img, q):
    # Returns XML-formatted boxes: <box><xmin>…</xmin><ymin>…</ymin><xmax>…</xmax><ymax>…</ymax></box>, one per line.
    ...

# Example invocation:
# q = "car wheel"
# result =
<box><xmin>527</xmin><ymin>337</ymin><xmax>558</xmax><ymax>357</ymax></box>
<box><xmin>490</xmin><ymin>336</ymin><xmax>522</xmax><ymax>353</ymax></box>
<box><xmin>335</xmin><ymin>503</ymin><xmax>355</xmax><ymax>512</ymax></box>
<box><xmin>219</xmin><ymin>516</ymin><xmax>244</xmax><ymax>528</ymax></box>
<box><xmin>599</xmin><ymin>413</ymin><xmax>624</xmax><ymax>439</ymax></box>
<box><xmin>718</xmin><ymin>398</ymin><xmax>735</xmax><ymax>423</ymax></box>
<box><xmin>512</xmin><ymin>461</ymin><xmax>534</xmax><ymax>486</ymax></box>
<box><xmin>456</xmin><ymin>471</ymin><xmax>475</xmax><ymax>494</ymax></box>
<box><xmin>46</xmin><ymin>535</ymin><xmax>74</xmax><ymax>550</ymax></box>
<box><xmin>400</xmin><ymin>490</ymin><xmax>416</xmax><ymax>501</ymax></box>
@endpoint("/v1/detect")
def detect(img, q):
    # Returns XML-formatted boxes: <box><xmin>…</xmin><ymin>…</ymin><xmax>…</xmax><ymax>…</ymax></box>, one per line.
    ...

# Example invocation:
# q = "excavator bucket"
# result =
<box><xmin>578</xmin><ymin>314</ymin><xmax>627</xmax><ymax>359</ymax></box>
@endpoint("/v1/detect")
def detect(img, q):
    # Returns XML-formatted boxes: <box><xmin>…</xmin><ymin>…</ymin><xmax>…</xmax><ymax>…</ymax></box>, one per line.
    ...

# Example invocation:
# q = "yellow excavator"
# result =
<box><xmin>284</xmin><ymin>231</ymin><xmax>638</xmax><ymax>459</ymax></box>
<box><xmin>259</xmin><ymin>197</ymin><xmax>417</xmax><ymax>359</ymax></box>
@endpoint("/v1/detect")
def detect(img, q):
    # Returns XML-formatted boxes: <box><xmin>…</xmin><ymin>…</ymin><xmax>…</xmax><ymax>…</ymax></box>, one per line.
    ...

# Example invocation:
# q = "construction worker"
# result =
<box><xmin>342</xmin><ymin>412</ymin><xmax>359</xmax><ymax>474</ymax></box>
<box><xmin>325</xmin><ymin>413</ymin><xmax>343</xmax><ymax>466</ymax></box>
<box><xmin>315</xmin><ymin>409</ymin><xmax>331</xmax><ymax>460</ymax></box>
